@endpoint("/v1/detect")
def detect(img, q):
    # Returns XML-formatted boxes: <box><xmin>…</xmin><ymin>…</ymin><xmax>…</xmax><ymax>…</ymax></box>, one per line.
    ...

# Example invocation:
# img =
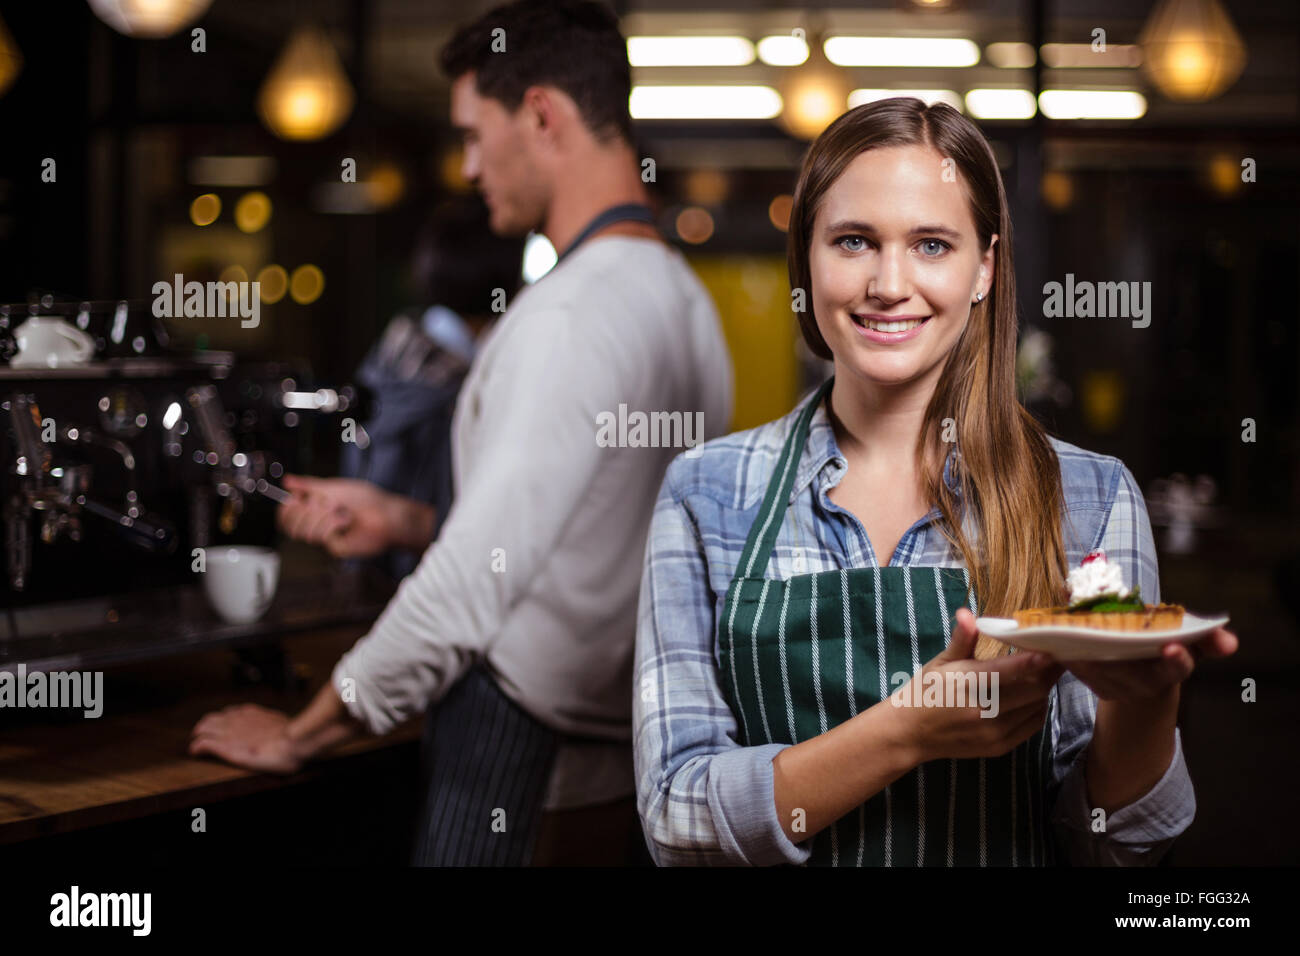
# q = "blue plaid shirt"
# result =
<box><xmin>633</xmin><ymin>385</ymin><xmax>1196</xmax><ymax>866</ymax></box>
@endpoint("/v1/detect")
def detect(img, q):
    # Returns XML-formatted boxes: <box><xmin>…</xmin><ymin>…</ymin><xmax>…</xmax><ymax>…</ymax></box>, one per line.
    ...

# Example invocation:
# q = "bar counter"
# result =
<box><xmin>0</xmin><ymin>623</ymin><xmax>422</xmax><ymax>853</ymax></box>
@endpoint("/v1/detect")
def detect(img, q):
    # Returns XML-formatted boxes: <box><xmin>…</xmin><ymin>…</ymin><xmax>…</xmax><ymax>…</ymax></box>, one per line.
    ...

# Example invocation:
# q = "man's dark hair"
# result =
<box><xmin>439</xmin><ymin>0</ymin><xmax>632</xmax><ymax>145</ymax></box>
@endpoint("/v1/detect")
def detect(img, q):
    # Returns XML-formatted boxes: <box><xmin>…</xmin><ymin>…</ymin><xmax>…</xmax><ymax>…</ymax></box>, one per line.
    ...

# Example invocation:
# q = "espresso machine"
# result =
<box><xmin>0</xmin><ymin>297</ymin><xmax>395</xmax><ymax>675</ymax></box>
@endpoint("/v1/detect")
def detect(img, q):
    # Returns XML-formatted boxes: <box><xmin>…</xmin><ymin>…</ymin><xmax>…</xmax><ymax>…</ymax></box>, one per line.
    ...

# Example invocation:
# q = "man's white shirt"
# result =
<box><xmin>332</xmin><ymin>236</ymin><xmax>733</xmax><ymax>808</ymax></box>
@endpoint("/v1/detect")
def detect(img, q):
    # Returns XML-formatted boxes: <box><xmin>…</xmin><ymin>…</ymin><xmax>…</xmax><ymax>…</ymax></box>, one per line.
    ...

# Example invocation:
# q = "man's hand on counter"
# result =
<box><xmin>189</xmin><ymin>703</ymin><xmax>305</xmax><ymax>773</ymax></box>
<box><xmin>276</xmin><ymin>474</ymin><xmax>436</xmax><ymax>558</ymax></box>
<box><xmin>189</xmin><ymin>683</ymin><xmax>366</xmax><ymax>773</ymax></box>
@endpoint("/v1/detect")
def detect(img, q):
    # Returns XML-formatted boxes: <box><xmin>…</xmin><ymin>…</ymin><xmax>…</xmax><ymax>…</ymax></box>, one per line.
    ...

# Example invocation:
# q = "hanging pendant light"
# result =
<box><xmin>778</xmin><ymin>33</ymin><xmax>851</xmax><ymax>140</ymax></box>
<box><xmin>87</xmin><ymin>0</ymin><xmax>213</xmax><ymax>38</ymax></box>
<box><xmin>0</xmin><ymin>14</ymin><xmax>21</xmax><ymax>98</ymax></box>
<box><xmin>1138</xmin><ymin>0</ymin><xmax>1246</xmax><ymax>101</ymax></box>
<box><xmin>257</xmin><ymin>25</ymin><xmax>354</xmax><ymax>141</ymax></box>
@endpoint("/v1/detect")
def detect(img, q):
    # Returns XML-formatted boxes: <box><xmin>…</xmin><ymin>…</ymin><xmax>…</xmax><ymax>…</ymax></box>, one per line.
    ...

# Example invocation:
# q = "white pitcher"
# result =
<box><xmin>10</xmin><ymin>315</ymin><xmax>96</xmax><ymax>368</ymax></box>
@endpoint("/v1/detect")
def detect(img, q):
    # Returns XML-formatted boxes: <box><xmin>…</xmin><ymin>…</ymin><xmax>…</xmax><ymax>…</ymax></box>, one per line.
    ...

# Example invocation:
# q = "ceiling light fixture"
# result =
<box><xmin>964</xmin><ymin>88</ymin><xmax>1037</xmax><ymax>119</ymax></box>
<box><xmin>824</xmin><ymin>36</ymin><xmax>979</xmax><ymax>68</ymax></box>
<box><xmin>257</xmin><ymin>25</ymin><xmax>354</xmax><ymax>141</ymax></box>
<box><xmin>1038</xmin><ymin>89</ymin><xmax>1147</xmax><ymax>119</ymax></box>
<box><xmin>1139</xmin><ymin>0</ymin><xmax>1246</xmax><ymax>101</ymax></box>
<box><xmin>757</xmin><ymin>35</ymin><xmax>810</xmax><ymax>66</ymax></box>
<box><xmin>627</xmin><ymin>36</ymin><xmax>755</xmax><ymax>67</ymax></box>
<box><xmin>629</xmin><ymin>85</ymin><xmax>783</xmax><ymax>120</ymax></box>
<box><xmin>848</xmin><ymin>89</ymin><xmax>963</xmax><ymax>111</ymax></box>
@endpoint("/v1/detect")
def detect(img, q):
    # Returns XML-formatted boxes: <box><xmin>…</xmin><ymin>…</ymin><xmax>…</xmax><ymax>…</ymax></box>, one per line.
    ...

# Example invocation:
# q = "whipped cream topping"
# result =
<box><xmin>1066</xmin><ymin>550</ymin><xmax>1131</xmax><ymax>606</ymax></box>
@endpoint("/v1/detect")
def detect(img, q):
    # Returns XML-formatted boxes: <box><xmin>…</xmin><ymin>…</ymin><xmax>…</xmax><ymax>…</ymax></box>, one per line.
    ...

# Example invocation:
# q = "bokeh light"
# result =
<box><xmin>675</xmin><ymin>207</ymin><xmax>715</xmax><ymax>245</ymax></box>
<box><xmin>1040</xmin><ymin>170</ymin><xmax>1074</xmax><ymax>211</ymax></box>
<box><xmin>367</xmin><ymin>162</ymin><xmax>406</xmax><ymax>207</ymax></box>
<box><xmin>289</xmin><ymin>264</ymin><xmax>325</xmax><ymax>304</ymax></box>
<box><xmin>234</xmin><ymin>191</ymin><xmax>272</xmax><ymax>232</ymax></box>
<box><xmin>684</xmin><ymin>169</ymin><xmax>729</xmax><ymax>206</ymax></box>
<box><xmin>768</xmin><ymin>194</ymin><xmax>793</xmax><ymax>231</ymax></box>
<box><xmin>1207</xmin><ymin>153</ymin><xmax>1244</xmax><ymax>196</ymax></box>
<box><xmin>256</xmin><ymin>264</ymin><xmax>288</xmax><ymax>303</ymax></box>
<box><xmin>190</xmin><ymin>193</ymin><xmax>220</xmax><ymax>226</ymax></box>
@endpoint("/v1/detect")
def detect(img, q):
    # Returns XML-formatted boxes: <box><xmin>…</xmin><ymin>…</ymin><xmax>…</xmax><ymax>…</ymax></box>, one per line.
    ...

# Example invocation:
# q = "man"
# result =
<box><xmin>188</xmin><ymin>0</ymin><xmax>733</xmax><ymax>866</ymax></box>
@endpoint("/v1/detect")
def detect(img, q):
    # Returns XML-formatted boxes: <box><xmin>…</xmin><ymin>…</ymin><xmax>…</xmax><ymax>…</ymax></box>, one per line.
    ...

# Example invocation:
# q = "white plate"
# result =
<box><xmin>975</xmin><ymin>612</ymin><xmax>1230</xmax><ymax>661</ymax></box>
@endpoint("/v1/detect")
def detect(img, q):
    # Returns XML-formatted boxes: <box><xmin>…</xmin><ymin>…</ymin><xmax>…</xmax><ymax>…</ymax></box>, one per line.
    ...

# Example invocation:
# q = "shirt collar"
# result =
<box><xmin>790</xmin><ymin>387</ymin><xmax>962</xmax><ymax>501</ymax></box>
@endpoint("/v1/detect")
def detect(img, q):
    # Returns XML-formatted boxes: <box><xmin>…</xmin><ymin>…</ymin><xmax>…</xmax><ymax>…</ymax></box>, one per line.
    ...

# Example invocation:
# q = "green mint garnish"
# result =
<box><xmin>1086</xmin><ymin>599</ymin><xmax>1145</xmax><ymax>612</ymax></box>
<box><xmin>1069</xmin><ymin>585</ymin><xmax>1141</xmax><ymax>611</ymax></box>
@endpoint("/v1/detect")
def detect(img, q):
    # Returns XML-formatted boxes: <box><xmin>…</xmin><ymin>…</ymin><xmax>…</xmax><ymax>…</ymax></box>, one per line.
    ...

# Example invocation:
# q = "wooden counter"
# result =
<box><xmin>0</xmin><ymin>624</ymin><xmax>422</xmax><ymax>847</ymax></box>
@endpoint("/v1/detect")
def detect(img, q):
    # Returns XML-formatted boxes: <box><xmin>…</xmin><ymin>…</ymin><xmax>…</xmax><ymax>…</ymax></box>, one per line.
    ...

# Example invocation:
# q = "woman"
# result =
<box><xmin>633</xmin><ymin>98</ymin><xmax>1237</xmax><ymax>866</ymax></box>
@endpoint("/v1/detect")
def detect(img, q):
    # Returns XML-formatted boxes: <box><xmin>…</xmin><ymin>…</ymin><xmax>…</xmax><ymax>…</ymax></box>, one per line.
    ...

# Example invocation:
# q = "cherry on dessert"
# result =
<box><xmin>1081</xmin><ymin>549</ymin><xmax>1106</xmax><ymax>565</ymax></box>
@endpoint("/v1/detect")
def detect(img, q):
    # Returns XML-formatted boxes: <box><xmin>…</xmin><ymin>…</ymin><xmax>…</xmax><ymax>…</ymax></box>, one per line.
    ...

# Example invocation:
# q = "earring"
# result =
<box><xmin>974</xmin><ymin>292</ymin><xmax>985</xmax><ymax>303</ymax></box>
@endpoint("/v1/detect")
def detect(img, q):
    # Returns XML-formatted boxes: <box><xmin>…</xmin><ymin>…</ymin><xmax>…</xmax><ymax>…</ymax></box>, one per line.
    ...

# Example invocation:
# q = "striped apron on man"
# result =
<box><xmin>718</xmin><ymin>377</ymin><xmax>1056</xmax><ymax>866</ymax></box>
<box><xmin>411</xmin><ymin>665</ymin><xmax>559</xmax><ymax>865</ymax></box>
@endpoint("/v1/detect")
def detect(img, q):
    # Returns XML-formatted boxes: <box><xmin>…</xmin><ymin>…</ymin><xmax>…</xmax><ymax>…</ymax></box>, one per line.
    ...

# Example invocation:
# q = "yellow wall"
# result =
<box><xmin>687</xmin><ymin>255</ymin><xmax>801</xmax><ymax>432</ymax></box>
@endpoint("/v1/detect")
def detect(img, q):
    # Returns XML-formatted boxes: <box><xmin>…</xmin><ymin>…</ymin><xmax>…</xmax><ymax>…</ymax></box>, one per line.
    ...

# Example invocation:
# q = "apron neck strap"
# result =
<box><xmin>734</xmin><ymin>377</ymin><xmax>835</xmax><ymax>580</ymax></box>
<box><xmin>553</xmin><ymin>202</ymin><xmax>656</xmax><ymax>265</ymax></box>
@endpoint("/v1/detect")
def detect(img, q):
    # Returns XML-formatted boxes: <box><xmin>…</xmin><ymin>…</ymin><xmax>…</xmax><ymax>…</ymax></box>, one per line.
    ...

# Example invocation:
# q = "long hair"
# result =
<box><xmin>787</xmin><ymin>98</ymin><xmax>1068</xmax><ymax>624</ymax></box>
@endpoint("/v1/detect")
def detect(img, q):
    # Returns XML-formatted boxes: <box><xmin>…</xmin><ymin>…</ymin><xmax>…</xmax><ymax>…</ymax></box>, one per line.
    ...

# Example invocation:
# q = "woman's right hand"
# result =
<box><xmin>893</xmin><ymin>607</ymin><xmax>1063</xmax><ymax>764</ymax></box>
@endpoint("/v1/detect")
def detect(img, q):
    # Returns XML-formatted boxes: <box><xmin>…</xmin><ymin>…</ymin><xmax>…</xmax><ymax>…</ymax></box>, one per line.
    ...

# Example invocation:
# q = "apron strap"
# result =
<box><xmin>733</xmin><ymin>376</ymin><xmax>835</xmax><ymax>581</ymax></box>
<box><xmin>553</xmin><ymin>202</ymin><xmax>656</xmax><ymax>265</ymax></box>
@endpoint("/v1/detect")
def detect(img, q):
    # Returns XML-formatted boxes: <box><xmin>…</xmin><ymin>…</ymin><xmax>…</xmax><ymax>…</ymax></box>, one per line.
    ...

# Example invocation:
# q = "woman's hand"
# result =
<box><xmin>188</xmin><ymin>704</ymin><xmax>304</xmax><ymax>775</ymax></box>
<box><xmin>896</xmin><ymin>608</ymin><xmax>1064</xmax><ymax>764</ymax></box>
<box><xmin>276</xmin><ymin>474</ymin><xmax>435</xmax><ymax>558</ymax></box>
<box><xmin>1061</xmin><ymin>627</ymin><xmax>1238</xmax><ymax>702</ymax></box>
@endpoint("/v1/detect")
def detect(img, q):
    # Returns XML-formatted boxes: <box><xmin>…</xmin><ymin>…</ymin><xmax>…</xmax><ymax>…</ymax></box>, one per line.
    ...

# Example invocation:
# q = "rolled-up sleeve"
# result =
<box><xmin>332</xmin><ymin>306</ymin><xmax>643</xmax><ymax>735</ymax></box>
<box><xmin>633</xmin><ymin>463</ymin><xmax>812</xmax><ymax>866</ymax></box>
<box><xmin>1047</xmin><ymin>462</ymin><xmax>1196</xmax><ymax>865</ymax></box>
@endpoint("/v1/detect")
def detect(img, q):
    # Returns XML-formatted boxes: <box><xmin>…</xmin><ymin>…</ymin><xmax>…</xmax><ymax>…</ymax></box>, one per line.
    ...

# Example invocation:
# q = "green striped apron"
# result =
<box><xmin>719</xmin><ymin>378</ymin><xmax>1056</xmax><ymax>866</ymax></box>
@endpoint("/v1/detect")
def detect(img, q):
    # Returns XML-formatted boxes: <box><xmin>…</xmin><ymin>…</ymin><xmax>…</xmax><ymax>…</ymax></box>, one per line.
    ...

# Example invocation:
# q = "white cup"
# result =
<box><xmin>203</xmin><ymin>546</ymin><xmax>280</xmax><ymax>624</ymax></box>
<box><xmin>10</xmin><ymin>315</ymin><xmax>96</xmax><ymax>367</ymax></box>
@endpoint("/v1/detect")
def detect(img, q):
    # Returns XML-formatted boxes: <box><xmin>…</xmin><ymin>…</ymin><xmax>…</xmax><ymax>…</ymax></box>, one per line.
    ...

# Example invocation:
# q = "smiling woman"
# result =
<box><xmin>633</xmin><ymin>97</ymin><xmax>1236</xmax><ymax>868</ymax></box>
<box><xmin>787</xmin><ymin>97</ymin><xmax>1063</xmax><ymax>625</ymax></box>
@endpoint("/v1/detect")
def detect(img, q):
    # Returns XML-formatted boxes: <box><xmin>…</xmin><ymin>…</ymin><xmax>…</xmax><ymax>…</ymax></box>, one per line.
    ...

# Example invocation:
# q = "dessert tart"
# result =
<box><xmin>1013</xmin><ymin>550</ymin><xmax>1185</xmax><ymax>631</ymax></box>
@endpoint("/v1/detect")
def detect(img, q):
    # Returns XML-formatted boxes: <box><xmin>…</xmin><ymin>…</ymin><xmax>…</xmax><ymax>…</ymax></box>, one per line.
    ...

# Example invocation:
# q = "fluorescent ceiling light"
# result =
<box><xmin>757</xmin><ymin>35</ymin><xmax>809</xmax><ymax>66</ymax></box>
<box><xmin>965</xmin><ymin>88</ymin><xmax>1037</xmax><ymax>119</ymax></box>
<box><xmin>1040</xmin><ymin>43</ymin><xmax>1142</xmax><ymax>68</ymax></box>
<box><xmin>630</xmin><ymin>85</ymin><xmax>783</xmax><ymax>120</ymax></box>
<box><xmin>824</xmin><ymin>36</ymin><xmax>979</xmax><ymax>68</ymax></box>
<box><xmin>1039</xmin><ymin>89</ymin><xmax>1147</xmax><ymax>119</ymax></box>
<box><xmin>985</xmin><ymin>42</ymin><xmax>1035</xmax><ymax>68</ymax></box>
<box><xmin>627</xmin><ymin>36</ymin><xmax>755</xmax><ymax>67</ymax></box>
<box><xmin>849</xmin><ymin>89</ymin><xmax>963</xmax><ymax>111</ymax></box>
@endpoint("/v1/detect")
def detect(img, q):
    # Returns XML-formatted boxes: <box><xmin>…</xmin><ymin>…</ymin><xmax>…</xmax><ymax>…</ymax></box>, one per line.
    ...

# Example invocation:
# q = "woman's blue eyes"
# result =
<box><xmin>836</xmin><ymin>236</ymin><xmax>952</xmax><ymax>257</ymax></box>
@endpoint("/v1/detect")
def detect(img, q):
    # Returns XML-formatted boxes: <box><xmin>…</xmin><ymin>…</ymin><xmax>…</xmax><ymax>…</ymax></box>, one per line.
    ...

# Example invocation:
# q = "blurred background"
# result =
<box><xmin>0</xmin><ymin>0</ymin><xmax>1296</xmax><ymax>865</ymax></box>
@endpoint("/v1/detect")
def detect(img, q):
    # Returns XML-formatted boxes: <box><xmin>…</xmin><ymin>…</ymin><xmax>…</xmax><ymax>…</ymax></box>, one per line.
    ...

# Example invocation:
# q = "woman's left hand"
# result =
<box><xmin>1062</xmin><ymin>627</ymin><xmax>1238</xmax><ymax>702</ymax></box>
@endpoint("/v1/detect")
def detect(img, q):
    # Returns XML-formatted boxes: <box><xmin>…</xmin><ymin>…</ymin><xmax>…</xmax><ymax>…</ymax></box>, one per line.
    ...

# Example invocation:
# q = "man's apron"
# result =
<box><xmin>718</xmin><ymin>378</ymin><xmax>1056</xmax><ymax>866</ymax></box>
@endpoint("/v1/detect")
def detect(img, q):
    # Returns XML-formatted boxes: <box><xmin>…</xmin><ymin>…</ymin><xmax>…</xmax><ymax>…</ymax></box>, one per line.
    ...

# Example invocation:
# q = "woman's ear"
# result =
<box><xmin>977</xmin><ymin>233</ymin><xmax>999</xmax><ymax>299</ymax></box>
